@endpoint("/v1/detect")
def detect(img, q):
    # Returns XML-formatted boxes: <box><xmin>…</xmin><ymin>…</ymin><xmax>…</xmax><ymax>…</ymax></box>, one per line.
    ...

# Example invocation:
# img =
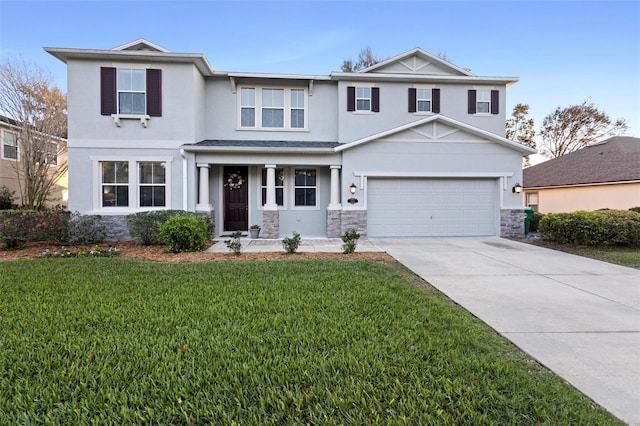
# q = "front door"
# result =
<box><xmin>223</xmin><ymin>166</ymin><xmax>248</xmax><ymax>231</ymax></box>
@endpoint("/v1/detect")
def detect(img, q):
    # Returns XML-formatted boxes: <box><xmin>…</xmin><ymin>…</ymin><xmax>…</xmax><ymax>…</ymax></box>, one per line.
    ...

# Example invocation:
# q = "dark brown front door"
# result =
<box><xmin>223</xmin><ymin>166</ymin><xmax>248</xmax><ymax>231</ymax></box>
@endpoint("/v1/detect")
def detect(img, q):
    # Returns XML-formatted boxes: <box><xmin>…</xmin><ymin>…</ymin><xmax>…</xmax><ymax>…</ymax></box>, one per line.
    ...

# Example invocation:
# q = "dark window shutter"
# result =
<box><xmin>432</xmin><ymin>89</ymin><xmax>441</xmax><ymax>113</ymax></box>
<box><xmin>371</xmin><ymin>87</ymin><xmax>380</xmax><ymax>112</ymax></box>
<box><xmin>100</xmin><ymin>67</ymin><xmax>117</xmax><ymax>115</ymax></box>
<box><xmin>146</xmin><ymin>69</ymin><xmax>162</xmax><ymax>117</ymax></box>
<box><xmin>347</xmin><ymin>86</ymin><xmax>355</xmax><ymax>111</ymax></box>
<box><xmin>408</xmin><ymin>88</ymin><xmax>416</xmax><ymax>113</ymax></box>
<box><xmin>468</xmin><ymin>90</ymin><xmax>476</xmax><ymax>114</ymax></box>
<box><xmin>490</xmin><ymin>90</ymin><xmax>499</xmax><ymax>115</ymax></box>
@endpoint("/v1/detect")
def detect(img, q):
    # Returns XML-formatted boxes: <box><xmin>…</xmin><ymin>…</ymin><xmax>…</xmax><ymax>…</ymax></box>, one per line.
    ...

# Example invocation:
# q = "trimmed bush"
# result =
<box><xmin>282</xmin><ymin>231</ymin><xmax>301</xmax><ymax>254</ymax></box>
<box><xmin>127</xmin><ymin>210</ymin><xmax>213</xmax><ymax>245</ymax></box>
<box><xmin>539</xmin><ymin>209</ymin><xmax>640</xmax><ymax>247</ymax></box>
<box><xmin>0</xmin><ymin>186</ymin><xmax>16</xmax><ymax>210</ymax></box>
<box><xmin>630</xmin><ymin>207</ymin><xmax>640</xmax><ymax>213</ymax></box>
<box><xmin>0</xmin><ymin>209</ymin><xmax>71</xmax><ymax>248</ymax></box>
<box><xmin>341</xmin><ymin>229</ymin><xmax>361</xmax><ymax>254</ymax></box>
<box><xmin>159</xmin><ymin>213</ymin><xmax>210</xmax><ymax>253</ymax></box>
<box><xmin>66</xmin><ymin>213</ymin><xmax>106</xmax><ymax>245</ymax></box>
<box><xmin>529</xmin><ymin>212</ymin><xmax>545</xmax><ymax>233</ymax></box>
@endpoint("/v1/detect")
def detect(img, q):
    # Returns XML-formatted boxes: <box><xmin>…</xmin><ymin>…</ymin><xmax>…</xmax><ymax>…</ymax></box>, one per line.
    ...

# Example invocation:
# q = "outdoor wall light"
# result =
<box><xmin>512</xmin><ymin>183</ymin><xmax>523</xmax><ymax>194</ymax></box>
<box><xmin>348</xmin><ymin>183</ymin><xmax>358</xmax><ymax>204</ymax></box>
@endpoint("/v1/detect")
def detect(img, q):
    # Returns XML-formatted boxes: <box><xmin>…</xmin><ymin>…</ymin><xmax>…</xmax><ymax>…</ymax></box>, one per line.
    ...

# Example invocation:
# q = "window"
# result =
<box><xmin>261</xmin><ymin>168</ymin><xmax>284</xmax><ymax>206</ymax></box>
<box><xmin>238</xmin><ymin>86</ymin><xmax>307</xmax><ymax>130</ymax></box>
<box><xmin>101</xmin><ymin>161</ymin><xmax>129</xmax><ymax>207</ymax></box>
<box><xmin>468</xmin><ymin>89</ymin><xmax>499</xmax><ymax>115</ymax></box>
<box><xmin>100</xmin><ymin>67</ymin><xmax>162</xmax><ymax>117</ymax></box>
<box><xmin>2</xmin><ymin>131</ymin><xmax>18</xmax><ymax>160</ymax></box>
<box><xmin>356</xmin><ymin>87</ymin><xmax>371</xmax><ymax>111</ymax></box>
<box><xmin>347</xmin><ymin>86</ymin><xmax>380</xmax><ymax>112</ymax></box>
<box><xmin>416</xmin><ymin>89</ymin><xmax>432</xmax><ymax>112</ymax></box>
<box><xmin>42</xmin><ymin>142</ymin><xmax>58</xmax><ymax>166</ymax></box>
<box><xmin>118</xmin><ymin>69</ymin><xmax>146</xmax><ymax>114</ymax></box>
<box><xmin>408</xmin><ymin>88</ymin><xmax>440</xmax><ymax>114</ymax></box>
<box><xmin>290</xmin><ymin>89</ymin><xmax>305</xmax><ymax>128</ymax></box>
<box><xmin>526</xmin><ymin>192</ymin><xmax>539</xmax><ymax>212</ymax></box>
<box><xmin>139</xmin><ymin>162</ymin><xmax>166</xmax><ymax>207</ymax></box>
<box><xmin>294</xmin><ymin>168</ymin><xmax>316</xmax><ymax>207</ymax></box>
<box><xmin>240</xmin><ymin>88</ymin><xmax>256</xmax><ymax>127</ymax></box>
<box><xmin>262</xmin><ymin>88</ymin><xmax>284</xmax><ymax>128</ymax></box>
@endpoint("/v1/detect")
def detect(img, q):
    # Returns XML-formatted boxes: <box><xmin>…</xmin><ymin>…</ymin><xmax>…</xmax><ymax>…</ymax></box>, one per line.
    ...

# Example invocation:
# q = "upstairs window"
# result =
<box><xmin>2</xmin><ymin>131</ymin><xmax>18</xmax><ymax>160</ymax></box>
<box><xmin>347</xmin><ymin>86</ymin><xmax>380</xmax><ymax>112</ymax></box>
<box><xmin>37</xmin><ymin>141</ymin><xmax>58</xmax><ymax>166</ymax></box>
<box><xmin>468</xmin><ymin>89</ymin><xmax>499</xmax><ymax>115</ymax></box>
<box><xmin>101</xmin><ymin>67</ymin><xmax>162</xmax><ymax>117</ymax></box>
<box><xmin>408</xmin><ymin>88</ymin><xmax>440</xmax><ymax>113</ymax></box>
<box><xmin>238</xmin><ymin>86</ymin><xmax>307</xmax><ymax>130</ymax></box>
<box><xmin>118</xmin><ymin>69</ymin><xmax>146</xmax><ymax>114</ymax></box>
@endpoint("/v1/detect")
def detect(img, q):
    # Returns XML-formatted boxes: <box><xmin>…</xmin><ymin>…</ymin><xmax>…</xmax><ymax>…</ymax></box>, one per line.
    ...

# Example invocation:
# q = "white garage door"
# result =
<box><xmin>367</xmin><ymin>178</ymin><xmax>497</xmax><ymax>237</ymax></box>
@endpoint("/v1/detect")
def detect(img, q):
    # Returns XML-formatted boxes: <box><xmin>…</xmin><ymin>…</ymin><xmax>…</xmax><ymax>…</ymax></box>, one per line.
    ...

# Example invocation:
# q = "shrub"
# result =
<box><xmin>0</xmin><ymin>186</ymin><xmax>16</xmax><ymax>210</ymax></box>
<box><xmin>539</xmin><ymin>210</ymin><xmax>640</xmax><ymax>247</ymax></box>
<box><xmin>0</xmin><ymin>209</ymin><xmax>71</xmax><ymax>248</ymax></box>
<box><xmin>341</xmin><ymin>229</ymin><xmax>361</xmax><ymax>254</ymax></box>
<box><xmin>224</xmin><ymin>231</ymin><xmax>243</xmax><ymax>255</ymax></box>
<box><xmin>66</xmin><ymin>213</ymin><xmax>106</xmax><ymax>245</ymax></box>
<box><xmin>159</xmin><ymin>213</ymin><xmax>210</xmax><ymax>253</ymax></box>
<box><xmin>630</xmin><ymin>207</ymin><xmax>640</xmax><ymax>213</ymax></box>
<box><xmin>282</xmin><ymin>231</ymin><xmax>301</xmax><ymax>254</ymax></box>
<box><xmin>127</xmin><ymin>210</ymin><xmax>185</xmax><ymax>245</ymax></box>
<box><xmin>529</xmin><ymin>212</ymin><xmax>545</xmax><ymax>233</ymax></box>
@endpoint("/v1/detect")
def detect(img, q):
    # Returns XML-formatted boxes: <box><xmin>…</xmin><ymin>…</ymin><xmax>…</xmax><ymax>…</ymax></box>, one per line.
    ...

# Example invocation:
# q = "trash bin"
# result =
<box><xmin>524</xmin><ymin>207</ymin><xmax>534</xmax><ymax>234</ymax></box>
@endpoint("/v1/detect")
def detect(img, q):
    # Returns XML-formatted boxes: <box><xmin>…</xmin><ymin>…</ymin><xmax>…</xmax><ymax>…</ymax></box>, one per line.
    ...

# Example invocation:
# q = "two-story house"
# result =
<box><xmin>45</xmin><ymin>39</ymin><xmax>534</xmax><ymax>239</ymax></box>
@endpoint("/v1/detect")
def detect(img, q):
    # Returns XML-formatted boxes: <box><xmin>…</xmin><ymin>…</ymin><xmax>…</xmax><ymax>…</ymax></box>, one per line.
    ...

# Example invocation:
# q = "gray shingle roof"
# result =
<box><xmin>189</xmin><ymin>140</ymin><xmax>339</xmax><ymax>149</ymax></box>
<box><xmin>523</xmin><ymin>136</ymin><xmax>640</xmax><ymax>188</ymax></box>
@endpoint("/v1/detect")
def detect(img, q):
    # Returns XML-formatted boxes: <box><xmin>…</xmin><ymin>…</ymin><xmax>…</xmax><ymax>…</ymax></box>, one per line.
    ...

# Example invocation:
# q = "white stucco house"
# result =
<box><xmin>45</xmin><ymin>39</ymin><xmax>534</xmax><ymax>239</ymax></box>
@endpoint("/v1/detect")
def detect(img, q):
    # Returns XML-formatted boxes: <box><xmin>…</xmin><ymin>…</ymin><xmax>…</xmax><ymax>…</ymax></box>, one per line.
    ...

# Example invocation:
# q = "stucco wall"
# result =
<box><xmin>526</xmin><ymin>183</ymin><xmax>640</xmax><ymax>213</ymax></box>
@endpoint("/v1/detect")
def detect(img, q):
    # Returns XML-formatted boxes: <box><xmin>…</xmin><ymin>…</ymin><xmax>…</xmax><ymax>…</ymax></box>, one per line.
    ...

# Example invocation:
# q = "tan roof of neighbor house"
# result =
<box><xmin>523</xmin><ymin>136</ymin><xmax>640</xmax><ymax>188</ymax></box>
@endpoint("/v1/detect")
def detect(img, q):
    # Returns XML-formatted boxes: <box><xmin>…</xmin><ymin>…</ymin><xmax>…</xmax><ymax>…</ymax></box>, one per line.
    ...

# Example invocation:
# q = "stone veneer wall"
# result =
<box><xmin>500</xmin><ymin>209</ymin><xmax>525</xmax><ymax>237</ymax></box>
<box><xmin>340</xmin><ymin>210</ymin><xmax>367</xmax><ymax>236</ymax></box>
<box><xmin>262</xmin><ymin>210</ymin><xmax>279</xmax><ymax>239</ymax></box>
<box><xmin>101</xmin><ymin>215</ymin><xmax>133</xmax><ymax>241</ymax></box>
<box><xmin>326</xmin><ymin>209</ymin><xmax>342</xmax><ymax>238</ymax></box>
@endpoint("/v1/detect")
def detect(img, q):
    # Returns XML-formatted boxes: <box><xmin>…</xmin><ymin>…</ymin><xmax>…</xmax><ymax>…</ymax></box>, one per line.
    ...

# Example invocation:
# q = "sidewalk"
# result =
<box><xmin>206</xmin><ymin>237</ymin><xmax>385</xmax><ymax>253</ymax></box>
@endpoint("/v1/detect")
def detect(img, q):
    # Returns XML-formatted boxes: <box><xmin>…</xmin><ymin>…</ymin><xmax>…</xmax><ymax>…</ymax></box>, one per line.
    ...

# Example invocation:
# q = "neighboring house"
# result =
<box><xmin>0</xmin><ymin>115</ymin><xmax>68</xmax><ymax>208</ymax></box>
<box><xmin>523</xmin><ymin>136</ymin><xmax>640</xmax><ymax>213</ymax></box>
<box><xmin>45</xmin><ymin>39</ymin><xmax>534</xmax><ymax>239</ymax></box>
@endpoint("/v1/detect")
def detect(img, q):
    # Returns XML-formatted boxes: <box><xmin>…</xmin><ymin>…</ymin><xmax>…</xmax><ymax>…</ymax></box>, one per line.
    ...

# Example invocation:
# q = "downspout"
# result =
<box><xmin>180</xmin><ymin>149</ymin><xmax>188</xmax><ymax>211</ymax></box>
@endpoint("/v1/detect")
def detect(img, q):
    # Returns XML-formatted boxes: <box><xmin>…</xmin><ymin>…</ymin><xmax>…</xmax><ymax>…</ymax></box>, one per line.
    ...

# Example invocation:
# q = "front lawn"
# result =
<box><xmin>0</xmin><ymin>259</ymin><xmax>622</xmax><ymax>424</ymax></box>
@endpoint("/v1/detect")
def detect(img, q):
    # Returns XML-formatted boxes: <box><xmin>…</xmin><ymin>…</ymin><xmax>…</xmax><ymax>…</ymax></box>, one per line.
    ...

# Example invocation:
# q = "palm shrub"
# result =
<box><xmin>341</xmin><ymin>229</ymin><xmax>361</xmax><ymax>254</ymax></box>
<box><xmin>282</xmin><ymin>231</ymin><xmax>301</xmax><ymax>254</ymax></box>
<box><xmin>159</xmin><ymin>213</ymin><xmax>210</xmax><ymax>253</ymax></box>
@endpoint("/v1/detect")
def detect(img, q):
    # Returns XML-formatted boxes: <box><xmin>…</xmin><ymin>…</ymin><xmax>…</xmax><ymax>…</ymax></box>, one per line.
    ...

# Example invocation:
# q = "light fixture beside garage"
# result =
<box><xmin>512</xmin><ymin>183</ymin><xmax>523</xmax><ymax>194</ymax></box>
<box><xmin>348</xmin><ymin>183</ymin><xmax>358</xmax><ymax>204</ymax></box>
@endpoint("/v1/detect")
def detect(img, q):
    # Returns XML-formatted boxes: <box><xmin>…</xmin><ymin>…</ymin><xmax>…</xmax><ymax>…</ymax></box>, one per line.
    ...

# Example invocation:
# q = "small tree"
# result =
<box><xmin>539</xmin><ymin>101</ymin><xmax>627</xmax><ymax>158</ymax></box>
<box><xmin>341</xmin><ymin>47</ymin><xmax>384</xmax><ymax>72</ymax></box>
<box><xmin>0</xmin><ymin>59</ymin><xmax>67</xmax><ymax>209</ymax></box>
<box><xmin>506</xmin><ymin>103</ymin><xmax>536</xmax><ymax>166</ymax></box>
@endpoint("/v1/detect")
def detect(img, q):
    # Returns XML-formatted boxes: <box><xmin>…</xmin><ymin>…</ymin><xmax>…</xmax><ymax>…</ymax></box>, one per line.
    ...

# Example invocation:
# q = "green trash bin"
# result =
<box><xmin>524</xmin><ymin>207</ymin><xmax>534</xmax><ymax>234</ymax></box>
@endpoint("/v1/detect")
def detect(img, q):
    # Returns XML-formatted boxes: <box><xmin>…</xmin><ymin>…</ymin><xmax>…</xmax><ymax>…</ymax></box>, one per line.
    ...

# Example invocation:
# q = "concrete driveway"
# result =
<box><xmin>370</xmin><ymin>237</ymin><xmax>640</xmax><ymax>425</ymax></box>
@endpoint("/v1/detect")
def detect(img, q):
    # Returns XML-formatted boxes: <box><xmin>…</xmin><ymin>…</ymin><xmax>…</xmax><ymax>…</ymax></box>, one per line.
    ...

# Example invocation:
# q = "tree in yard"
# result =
<box><xmin>506</xmin><ymin>103</ymin><xmax>536</xmax><ymax>166</ymax></box>
<box><xmin>0</xmin><ymin>59</ymin><xmax>67</xmax><ymax>209</ymax></box>
<box><xmin>341</xmin><ymin>47</ymin><xmax>384</xmax><ymax>72</ymax></box>
<box><xmin>539</xmin><ymin>101</ymin><xmax>628</xmax><ymax>158</ymax></box>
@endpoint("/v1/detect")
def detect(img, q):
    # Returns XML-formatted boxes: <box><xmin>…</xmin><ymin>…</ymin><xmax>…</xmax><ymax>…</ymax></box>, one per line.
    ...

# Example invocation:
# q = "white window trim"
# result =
<box><xmin>237</xmin><ymin>85</ymin><xmax>308</xmax><ymax>131</ymax></box>
<box><xmin>415</xmin><ymin>87</ymin><xmax>433</xmax><ymax>115</ymax></box>
<box><xmin>90</xmin><ymin>156</ymin><xmax>173</xmax><ymax>214</ymax></box>
<box><xmin>473</xmin><ymin>87</ymin><xmax>496</xmax><ymax>116</ymax></box>
<box><xmin>291</xmin><ymin>167</ymin><xmax>320</xmax><ymax>211</ymax></box>
<box><xmin>256</xmin><ymin>167</ymin><xmax>288</xmax><ymax>211</ymax></box>
<box><xmin>1</xmin><ymin>129</ymin><xmax>19</xmax><ymax>161</ymax></box>
<box><xmin>117</xmin><ymin>68</ymin><xmax>147</xmax><ymax>116</ymax></box>
<box><xmin>355</xmin><ymin>86</ymin><xmax>372</xmax><ymax>112</ymax></box>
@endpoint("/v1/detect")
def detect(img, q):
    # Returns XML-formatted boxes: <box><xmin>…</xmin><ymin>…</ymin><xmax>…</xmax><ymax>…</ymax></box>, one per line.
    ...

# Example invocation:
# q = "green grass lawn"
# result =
<box><xmin>564</xmin><ymin>246</ymin><xmax>640</xmax><ymax>269</ymax></box>
<box><xmin>0</xmin><ymin>258</ymin><xmax>622</xmax><ymax>424</ymax></box>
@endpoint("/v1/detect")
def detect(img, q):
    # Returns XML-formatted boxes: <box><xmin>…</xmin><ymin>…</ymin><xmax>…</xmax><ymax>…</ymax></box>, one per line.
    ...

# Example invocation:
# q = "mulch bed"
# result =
<box><xmin>0</xmin><ymin>241</ymin><xmax>394</xmax><ymax>263</ymax></box>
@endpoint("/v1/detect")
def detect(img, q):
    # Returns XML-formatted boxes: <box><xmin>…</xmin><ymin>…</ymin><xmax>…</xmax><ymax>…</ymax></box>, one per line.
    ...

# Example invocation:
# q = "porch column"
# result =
<box><xmin>196</xmin><ymin>163</ymin><xmax>211</xmax><ymax>211</ymax></box>
<box><xmin>262</xmin><ymin>164</ymin><xmax>279</xmax><ymax>238</ymax></box>
<box><xmin>328</xmin><ymin>165</ymin><xmax>342</xmax><ymax>209</ymax></box>
<box><xmin>264</xmin><ymin>164</ymin><xmax>278</xmax><ymax>210</ymax></box>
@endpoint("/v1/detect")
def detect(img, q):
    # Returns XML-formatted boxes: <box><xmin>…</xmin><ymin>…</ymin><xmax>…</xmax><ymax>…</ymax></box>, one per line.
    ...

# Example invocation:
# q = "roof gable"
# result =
<box><xmin>112</xmin><ymin>39</ymin><xmax>170</xmax><ymax>52</ymax></box>
<box><xmin>524</xmin><ymin>136</ymin><xmax>640</xmax><ymax>188</ymax></box>
<box><xmin>360</xmin><ymin>48</ymin><xmax>474</xmax><ymax>77</ymax></box>
<box><xmin>336</xmin><ymin>115</ymin><xmax>536</xmax><ymax>155</ymax></box>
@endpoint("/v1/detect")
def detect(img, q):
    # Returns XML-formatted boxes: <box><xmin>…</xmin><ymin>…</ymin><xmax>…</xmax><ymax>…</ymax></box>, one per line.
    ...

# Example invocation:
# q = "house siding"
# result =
<box><xmin>525</xmin><ymin>183</ymin><xmax>640</xmax><ymax>213</ymax></box>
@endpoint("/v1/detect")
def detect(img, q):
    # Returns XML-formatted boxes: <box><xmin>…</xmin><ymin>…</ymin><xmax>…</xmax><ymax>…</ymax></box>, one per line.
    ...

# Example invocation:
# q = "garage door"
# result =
<box><xmin>367</xmin><ymin>178</ymin><xmax>496</xmax><ymax>237</ymax></box>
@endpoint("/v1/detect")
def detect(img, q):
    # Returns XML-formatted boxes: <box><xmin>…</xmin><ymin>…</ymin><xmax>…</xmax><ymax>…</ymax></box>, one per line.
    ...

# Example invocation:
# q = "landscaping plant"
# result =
<box><xmin>127</xmin><ymin>210</ymin><xmax>208</xmax><ymax>245</ymax></box>
<box><xmin>224</xmin><ymin>231</ymin><xmax>243</xmax><ymax>255</ymax></box>
<box><xmin>341</xmin><ymin>229</ymin><xmax>360</xmax><ymax>254</ymax></box>
<box><xmin>158</xmin><ymin>212</ymin><xmax>210</xmax><ymax>253</ymax></box>
<box><xmin>282</xmin><ymin>231</ymin><xmax>301</xmax><ymax>254</ymax></box>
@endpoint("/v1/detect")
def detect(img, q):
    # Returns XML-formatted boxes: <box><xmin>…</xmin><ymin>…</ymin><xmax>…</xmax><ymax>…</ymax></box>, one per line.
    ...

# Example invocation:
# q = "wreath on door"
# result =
<box><xmin>226</xmin><ymin>173</ymin><xmax>245</xmax><ymax>190</ymax></box>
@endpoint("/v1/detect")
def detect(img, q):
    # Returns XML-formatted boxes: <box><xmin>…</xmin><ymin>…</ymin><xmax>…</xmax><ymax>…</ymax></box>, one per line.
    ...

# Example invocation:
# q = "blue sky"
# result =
<box><xmin>1</xmin><ymin>0</ymin><xmax>639</xmax><ymax>146</ymax></box>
